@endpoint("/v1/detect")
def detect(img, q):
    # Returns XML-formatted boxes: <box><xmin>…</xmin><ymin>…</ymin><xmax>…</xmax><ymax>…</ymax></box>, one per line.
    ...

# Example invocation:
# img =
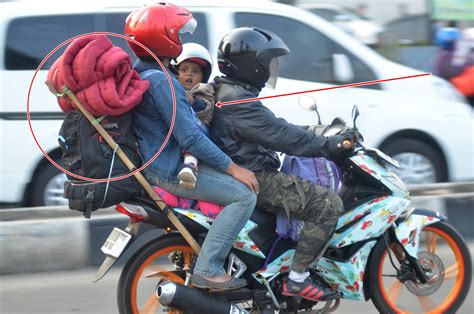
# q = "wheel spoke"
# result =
<box><xmin>416</xmin><ymin>295</ymin><xmax>437</xmax><ymax>311</ymax></box>
<box><xmin>144</xmin><ymin>264</ymin><xmax>175</xmax><ymax>278</ymax></box>
<box><xmin>129</xmin><ymin>245</ymin><xmax>194</xmax><ymax>314</ymax></box>
<box><xmin>183</xmin><ymin>252</ymin><xmax>192</xmax><ymax>270</ymax></box>
<box><xmin>139</xmin><ymin>293</ymin><xmax>159</xmax><ymax>314</ymax></box>
<box><xmin>426</xmin><ymin>232</ymin><xmax>438</xmax><ymax>253</ymax></box>
<box><xmin>444</xmin><ymin>262</ymin><xmax>459</xmax><ymax>280</ymax></box>
<box><xmin>146</xmin><ymin>271</ymin><xmax>183</xmax><ymax>282</ymax></box>
<box><xmin>386</xmin><ymin>279</ymin><xmax>403</xmax><ymax>303</ymax></box>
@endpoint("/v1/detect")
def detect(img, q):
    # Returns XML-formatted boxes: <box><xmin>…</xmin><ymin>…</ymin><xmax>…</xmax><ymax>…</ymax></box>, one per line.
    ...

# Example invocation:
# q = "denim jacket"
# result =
<box><xmin>133</xmin><ymin>60</ymin><xmax>231</xmax><ymax>183</ymax></box>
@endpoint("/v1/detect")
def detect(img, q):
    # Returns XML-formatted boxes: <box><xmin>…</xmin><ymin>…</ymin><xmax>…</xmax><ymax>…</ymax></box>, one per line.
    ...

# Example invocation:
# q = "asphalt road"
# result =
<box><xmin>1</xmin><ymin>265</ymin><xmax>473</xmax><ymax>314</ymax></box>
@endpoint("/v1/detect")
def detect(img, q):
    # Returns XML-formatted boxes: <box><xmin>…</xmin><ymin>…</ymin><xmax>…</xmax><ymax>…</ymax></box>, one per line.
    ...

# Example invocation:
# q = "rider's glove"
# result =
<box><xmin>340</xmin><ymin>128</ymin><xmax>363</xmax><ymax>143</ymax></box>
<box><xmin>325</xmin><ymin>128</ymin><xmax>362</xmax><ymax>158</ymax></box>
<box><xmin>325</xmin><ymin>134</ymin><xmax>351</xmax><ymax>158</ymax></box>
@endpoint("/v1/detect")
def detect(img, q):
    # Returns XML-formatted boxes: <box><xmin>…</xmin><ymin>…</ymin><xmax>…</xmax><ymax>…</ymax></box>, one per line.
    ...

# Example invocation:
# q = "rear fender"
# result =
<box><xmin>94</xmin><ymin>226</ymin><xmax>171</xmax><ymax>282</ymax></box>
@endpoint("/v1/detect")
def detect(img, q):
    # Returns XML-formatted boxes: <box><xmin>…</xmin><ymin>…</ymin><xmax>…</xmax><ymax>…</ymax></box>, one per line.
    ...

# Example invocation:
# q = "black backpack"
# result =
<box><xmin>59</xmin><ymin>111</ymin><xmax>142</xmax><ymax>218</ymax></box>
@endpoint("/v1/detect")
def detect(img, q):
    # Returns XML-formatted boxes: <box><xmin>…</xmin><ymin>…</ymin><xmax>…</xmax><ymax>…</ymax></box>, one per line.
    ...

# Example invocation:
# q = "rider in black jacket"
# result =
<box><xmin>211</xmin><ymin>27</ymin><xmax>355</xmax><ymax>302</ymax></box>
<box><xmin>212</xmin><ymin>75</ymin><xmax>334</xmax><ymax>171</ymax></box>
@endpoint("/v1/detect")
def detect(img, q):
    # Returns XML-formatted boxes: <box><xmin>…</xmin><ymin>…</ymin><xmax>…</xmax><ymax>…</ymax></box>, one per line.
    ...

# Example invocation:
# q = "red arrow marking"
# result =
<box><xmin>215</xmin><ymin>72</ymin><xmax>431</xmax><ymax>108</ymax></box>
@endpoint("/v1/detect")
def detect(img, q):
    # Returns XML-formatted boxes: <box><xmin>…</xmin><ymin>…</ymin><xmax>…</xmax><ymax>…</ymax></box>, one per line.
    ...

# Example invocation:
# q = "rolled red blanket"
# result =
<box><xmin>47</xmin><ymin>35</ymin><xmax>149</xmax><ymax>116</ymax></box>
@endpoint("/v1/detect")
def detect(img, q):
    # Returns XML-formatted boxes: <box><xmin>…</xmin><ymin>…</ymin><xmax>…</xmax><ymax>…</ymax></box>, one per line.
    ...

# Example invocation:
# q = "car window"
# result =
<box><xmin>234</xmin><ymin>12</ymin><xmax>380</xmax><ymax>89</ymax></box>
<box><xmin>5</xmin><ymin>14</ymin><xmax>96</xmax><ymax>70</ymax></box>
<box><xmin>105</xmin><ymin>11</ymin><xmax>209</xmax><ymax>54</ymax></box>
<box><xmin>5</xmin><ymin>12</ymin><xmax>209</xmax><ymax>71</ymax></box>
<box><xmin>308</xmin><ymin>9</ymin><xmax>339</xmax><ymax>22</ymax></box>
<box><xmin>104</xmin><ymin>12</ymin><xmax>136</xmax><ymax>57</ymax></box>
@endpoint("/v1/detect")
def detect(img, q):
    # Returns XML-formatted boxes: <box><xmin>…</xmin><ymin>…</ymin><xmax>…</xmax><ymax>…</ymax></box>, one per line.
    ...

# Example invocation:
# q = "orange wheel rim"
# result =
<box><xmin>378</xmin><ymin>226</ymin><xmax>465</xmax><ymax>313</ymax></box>
<box><xmin>130</xmin><ymin>244</ymin><xmax>194</xmax><ymax>314</ymax></box>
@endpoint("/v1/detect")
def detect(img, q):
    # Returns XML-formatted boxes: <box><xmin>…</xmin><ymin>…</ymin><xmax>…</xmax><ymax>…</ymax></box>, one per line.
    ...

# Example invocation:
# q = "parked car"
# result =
<box><xmin>299</xmin><ymin>3</ymin><xmax>384</xmax><ymax>46</ymax></box>
<box><xmin>0</xmin><ymin>0</ymin><xmax>472</xmax><ymax>206</ymax></box>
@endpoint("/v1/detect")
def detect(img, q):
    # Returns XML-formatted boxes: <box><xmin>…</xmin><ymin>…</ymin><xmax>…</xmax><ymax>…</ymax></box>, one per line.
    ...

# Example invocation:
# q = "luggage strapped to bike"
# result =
<box><xmin>45</xmin><ymin>82</ymin><xmax>201</xmax><ymax>254</ymax></box>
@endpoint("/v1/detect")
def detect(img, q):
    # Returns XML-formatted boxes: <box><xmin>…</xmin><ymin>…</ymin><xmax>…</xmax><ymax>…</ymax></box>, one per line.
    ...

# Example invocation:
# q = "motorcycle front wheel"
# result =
<box><xmin>368</xmin><ymin>221</ymin><xmax>471</xmax><ymax>313</ymax></box>
<box><xmin>117</xmin><ymin>233</ymin><xmax>194</xmax><ymax>314</ymax></box>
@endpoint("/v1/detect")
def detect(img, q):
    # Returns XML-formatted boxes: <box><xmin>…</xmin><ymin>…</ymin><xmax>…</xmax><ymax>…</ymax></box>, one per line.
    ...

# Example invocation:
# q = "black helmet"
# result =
<box><xmin>217</xmin><ymin>27</ymin><xmax>290</xmax><ymax>89</ymax></box>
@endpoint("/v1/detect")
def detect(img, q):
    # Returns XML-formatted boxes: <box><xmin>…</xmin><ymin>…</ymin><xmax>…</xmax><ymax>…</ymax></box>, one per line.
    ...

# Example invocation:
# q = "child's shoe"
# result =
<box><xmin>178</xmin><ymin>163</ymin><xmax>198</xmax><ymax>189</ymax></box>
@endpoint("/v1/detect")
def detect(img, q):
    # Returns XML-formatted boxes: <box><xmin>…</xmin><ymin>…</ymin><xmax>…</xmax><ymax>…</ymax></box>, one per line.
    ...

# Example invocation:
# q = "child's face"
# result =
<box><xmin>177</xmin><ymin>60</ymin><xmax>204</xmax><ymax>90</ymax></box>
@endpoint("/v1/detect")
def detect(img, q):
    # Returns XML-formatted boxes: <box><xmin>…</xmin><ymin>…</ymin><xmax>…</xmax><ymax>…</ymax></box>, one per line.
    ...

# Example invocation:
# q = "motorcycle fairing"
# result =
<box><xmin>330</xmin><ymin>196</ymin><xmax>411</xmax><ymax>248</ymax></box>
<box><xmin>173</xmin><ymin>208</ymin><xmax>266</xmax><ymax>258</ymax></box>
<box><xmin>336</xmin><ymin>195</ymin><xmax>387</xmax><ymax>229</ymax></box>
<box><xmin>350</xmin><ymin>153</ymin><xmax>409</xmax><ymax>198</ymax></box>
<box><xmin>252</xmin><ymin>249</ymin><xmax>295</xmax><ymax>282</ymax></box>
<box><xmin>174</xmin><ymin>208</ymin><xmax>212</xmax><ymax>228</ymax></box>
<box><xmin>394</xmin><ymin>213</ymin><xmax>440</xmax><ymax>258</ymax></box>
<box><xmin>314</xmin><ymin>240</ymin><xmax>376</xmax><ymax>300</ymax></box>
<box><xmin>251</xmin><ymin>241</ymin><xmax>377</xmax><ymax>300</ymax></box>
<box><xmin>233</xmin><ymin>219</ymin><xmax>266</xmax><ymax>258</ymax></box>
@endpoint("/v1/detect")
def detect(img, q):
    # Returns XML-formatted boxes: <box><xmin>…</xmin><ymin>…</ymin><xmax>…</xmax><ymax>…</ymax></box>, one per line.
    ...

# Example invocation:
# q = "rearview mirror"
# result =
<box><xmin>299</xmin><ymin>95</ymin><xmax>322</xmax><ymax>125</ymax></box>
<box><xmin>332</xmin><ymin>54</ymin><xmax>354</xmax><ymax>83</ymax></box>
<box><xmin>352</xmin><ymin>105</ymin><xmax>360</xmax><ymax>130</ymax></box>
<box><xmin>298</xmin><ymin>95</ymin><xmax>317</xmax><ymax>112</ymax></box>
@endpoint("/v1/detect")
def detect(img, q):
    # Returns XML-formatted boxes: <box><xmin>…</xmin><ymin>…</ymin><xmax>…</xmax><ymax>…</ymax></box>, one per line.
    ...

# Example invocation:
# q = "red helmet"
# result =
<box><xmin>125</xmin><ymin>3</ymin><xmax>196</xmax><ymax>58</ymax></box>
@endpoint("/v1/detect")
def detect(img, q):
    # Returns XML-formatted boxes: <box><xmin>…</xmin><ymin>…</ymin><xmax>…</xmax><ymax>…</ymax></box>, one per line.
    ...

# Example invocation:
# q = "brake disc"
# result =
<box><xmin>405</xmin><ymin>251</ymin><xmax>445</xmax><ymax>296</ymax></box>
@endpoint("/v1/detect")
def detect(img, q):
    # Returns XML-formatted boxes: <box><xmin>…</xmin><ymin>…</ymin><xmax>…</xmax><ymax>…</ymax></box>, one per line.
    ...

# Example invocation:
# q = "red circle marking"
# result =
<box><xmin>27</xmin><ymin>31</ymin><xmax>177</xmax><ymax>183</ymax></box>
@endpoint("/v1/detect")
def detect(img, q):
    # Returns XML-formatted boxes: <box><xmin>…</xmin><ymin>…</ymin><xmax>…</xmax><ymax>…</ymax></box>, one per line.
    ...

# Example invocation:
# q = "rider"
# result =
<box><xmin>125</xmin><ymin>4</ymin><xmax>259</xmax><ymax>290</ymax></box>
<box><xmin>210</xmin><ymin>27</ymin><xmax>356</xmax><ymax>301</ymax></box>
<box><xmin>433</xmin><ymin>26</ymin><xmax>463</xmax><ymax>80</ymax></box>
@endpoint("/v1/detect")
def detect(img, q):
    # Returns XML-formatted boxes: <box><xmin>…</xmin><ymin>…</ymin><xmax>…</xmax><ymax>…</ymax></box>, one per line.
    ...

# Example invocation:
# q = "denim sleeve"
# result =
<box><xmin>149</xmin><ymin>73</ymin><xmax>231</xmax><ymax>172</ymax></box>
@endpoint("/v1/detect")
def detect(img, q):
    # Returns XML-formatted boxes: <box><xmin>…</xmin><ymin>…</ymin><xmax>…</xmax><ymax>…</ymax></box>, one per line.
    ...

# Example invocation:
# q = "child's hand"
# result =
<box><xmin>187</xmin><ymin>94</ymin><xmax>194</xmax><ymax>104</ymax></box>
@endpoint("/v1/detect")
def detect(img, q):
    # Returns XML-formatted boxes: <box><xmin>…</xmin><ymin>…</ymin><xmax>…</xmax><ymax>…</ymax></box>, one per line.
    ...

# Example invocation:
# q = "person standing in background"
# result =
<box><xmin>432</xmin><ymin>23</ymin><xmax>463</xmax><ymax>80</ymax></box>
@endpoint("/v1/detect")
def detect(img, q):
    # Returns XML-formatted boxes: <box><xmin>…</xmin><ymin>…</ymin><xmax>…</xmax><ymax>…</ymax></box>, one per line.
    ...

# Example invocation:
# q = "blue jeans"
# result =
<box><xmin>148</xmin><ymin>163</ymin><xmax>257</xmax><ymax>277</ymax></box>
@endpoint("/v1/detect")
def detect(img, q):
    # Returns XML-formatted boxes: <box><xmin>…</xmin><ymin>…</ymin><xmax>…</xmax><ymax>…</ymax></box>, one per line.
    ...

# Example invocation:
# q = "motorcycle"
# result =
<box><xmin>95</xmin><ymin>98</ymin><xmax>471</xmax><ymax>313</ymax></box>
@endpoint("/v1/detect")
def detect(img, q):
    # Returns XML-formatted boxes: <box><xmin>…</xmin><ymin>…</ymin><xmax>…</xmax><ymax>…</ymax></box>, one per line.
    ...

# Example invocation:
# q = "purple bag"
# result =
<box><xmin>277</xmin><ymin>156</ymin><xmax>340</xmax><ymax>241</ymax></box>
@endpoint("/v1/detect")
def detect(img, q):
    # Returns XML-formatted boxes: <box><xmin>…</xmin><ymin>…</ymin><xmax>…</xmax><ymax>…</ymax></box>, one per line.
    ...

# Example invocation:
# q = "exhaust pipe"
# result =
<box><xmin>157</xmin><ymin>281</ymin><xmax>248</xmax><ymax>314</ymax></box>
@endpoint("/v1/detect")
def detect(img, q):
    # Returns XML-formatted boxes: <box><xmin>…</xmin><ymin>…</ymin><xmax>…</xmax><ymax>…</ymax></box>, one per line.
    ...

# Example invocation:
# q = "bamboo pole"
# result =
<box><xmin>60</xmin><ymin>85</ymin><xmax>201</xmax><ymax>253</ymax></box>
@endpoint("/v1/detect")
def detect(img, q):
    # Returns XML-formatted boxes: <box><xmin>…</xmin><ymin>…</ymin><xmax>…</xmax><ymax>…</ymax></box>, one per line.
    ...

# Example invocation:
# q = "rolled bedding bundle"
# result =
<box><xmin>47</xmin><ymin>35</ymin><xmax>149</xmax><ymax>116</ymax></box>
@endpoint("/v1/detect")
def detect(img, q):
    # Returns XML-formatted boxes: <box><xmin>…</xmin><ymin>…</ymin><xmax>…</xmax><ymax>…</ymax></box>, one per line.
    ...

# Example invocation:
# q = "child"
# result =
<box><xmin>173</xmin><ymin>43</ymin><xmax>215</xmax><ymax>188</ymax></box>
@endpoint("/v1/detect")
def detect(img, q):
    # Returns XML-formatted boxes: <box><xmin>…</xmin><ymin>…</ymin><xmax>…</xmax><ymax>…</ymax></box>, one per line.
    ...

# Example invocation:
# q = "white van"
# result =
<box><xmin>0</xmin><ymin>0</ymin><xmax>472</xmax><ymax>206</ymax></box>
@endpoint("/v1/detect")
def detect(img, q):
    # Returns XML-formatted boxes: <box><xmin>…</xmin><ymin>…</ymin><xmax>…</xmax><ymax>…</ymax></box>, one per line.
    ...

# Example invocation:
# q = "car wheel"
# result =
<box><xmin>381</xmin><ymin>138</ymin><xmax>447</xmax><ymax>185</ymax></box>
<box><xmin>31</xmin><ymin>160</ymin><xmax>68</xmax><ymax>206</ymax></box>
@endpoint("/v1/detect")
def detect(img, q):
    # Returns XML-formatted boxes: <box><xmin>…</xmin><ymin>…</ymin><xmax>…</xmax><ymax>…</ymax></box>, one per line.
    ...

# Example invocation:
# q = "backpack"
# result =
<box><xmin>278</xmin><ymin>156</ymin><xmax>340</xmax><ymax>241</ymax></box>
<box><xmin>59</xmin><ymin>110</ymin><xmax>142</xmax><ymax>218</ymax></box>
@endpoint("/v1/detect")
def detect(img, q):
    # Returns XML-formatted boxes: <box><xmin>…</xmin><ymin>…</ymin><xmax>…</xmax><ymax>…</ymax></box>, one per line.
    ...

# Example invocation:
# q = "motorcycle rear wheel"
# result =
<box><xmin>117</xmin><ymin>234</ymin><xmax>194</xmax><ymax>314</ymax></box>
<box><xmin>369</xmin><ymin>221</ymin><xmax>471</xmax><ymax>313</ymax></box>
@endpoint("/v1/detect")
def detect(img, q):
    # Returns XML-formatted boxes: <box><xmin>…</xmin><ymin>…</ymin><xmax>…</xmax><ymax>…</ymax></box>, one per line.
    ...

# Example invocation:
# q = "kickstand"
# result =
<box><xmin>325</xmin><ymin>298</ymin><xmax>340</xmax><ymax>313</ymax></box>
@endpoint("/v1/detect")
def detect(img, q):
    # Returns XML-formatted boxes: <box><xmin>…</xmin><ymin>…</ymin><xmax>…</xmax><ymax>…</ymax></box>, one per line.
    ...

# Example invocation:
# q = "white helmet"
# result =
<box><xmin>173</xmin><ymin>43</ymin><xmax>213</xmax><ymax>82</ymax></box>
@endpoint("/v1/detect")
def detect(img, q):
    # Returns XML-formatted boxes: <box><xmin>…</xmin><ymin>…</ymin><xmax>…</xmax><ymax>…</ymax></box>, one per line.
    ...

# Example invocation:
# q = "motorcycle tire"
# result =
<box><xmin>117</xmin><ymin>233</ymin><xmax>193</xmax><ymax>314</ymax></box>
<box><xmin>368</xmin><ymin>221</ymin><xmax>471</xmax><ymax>313</ymax></box>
